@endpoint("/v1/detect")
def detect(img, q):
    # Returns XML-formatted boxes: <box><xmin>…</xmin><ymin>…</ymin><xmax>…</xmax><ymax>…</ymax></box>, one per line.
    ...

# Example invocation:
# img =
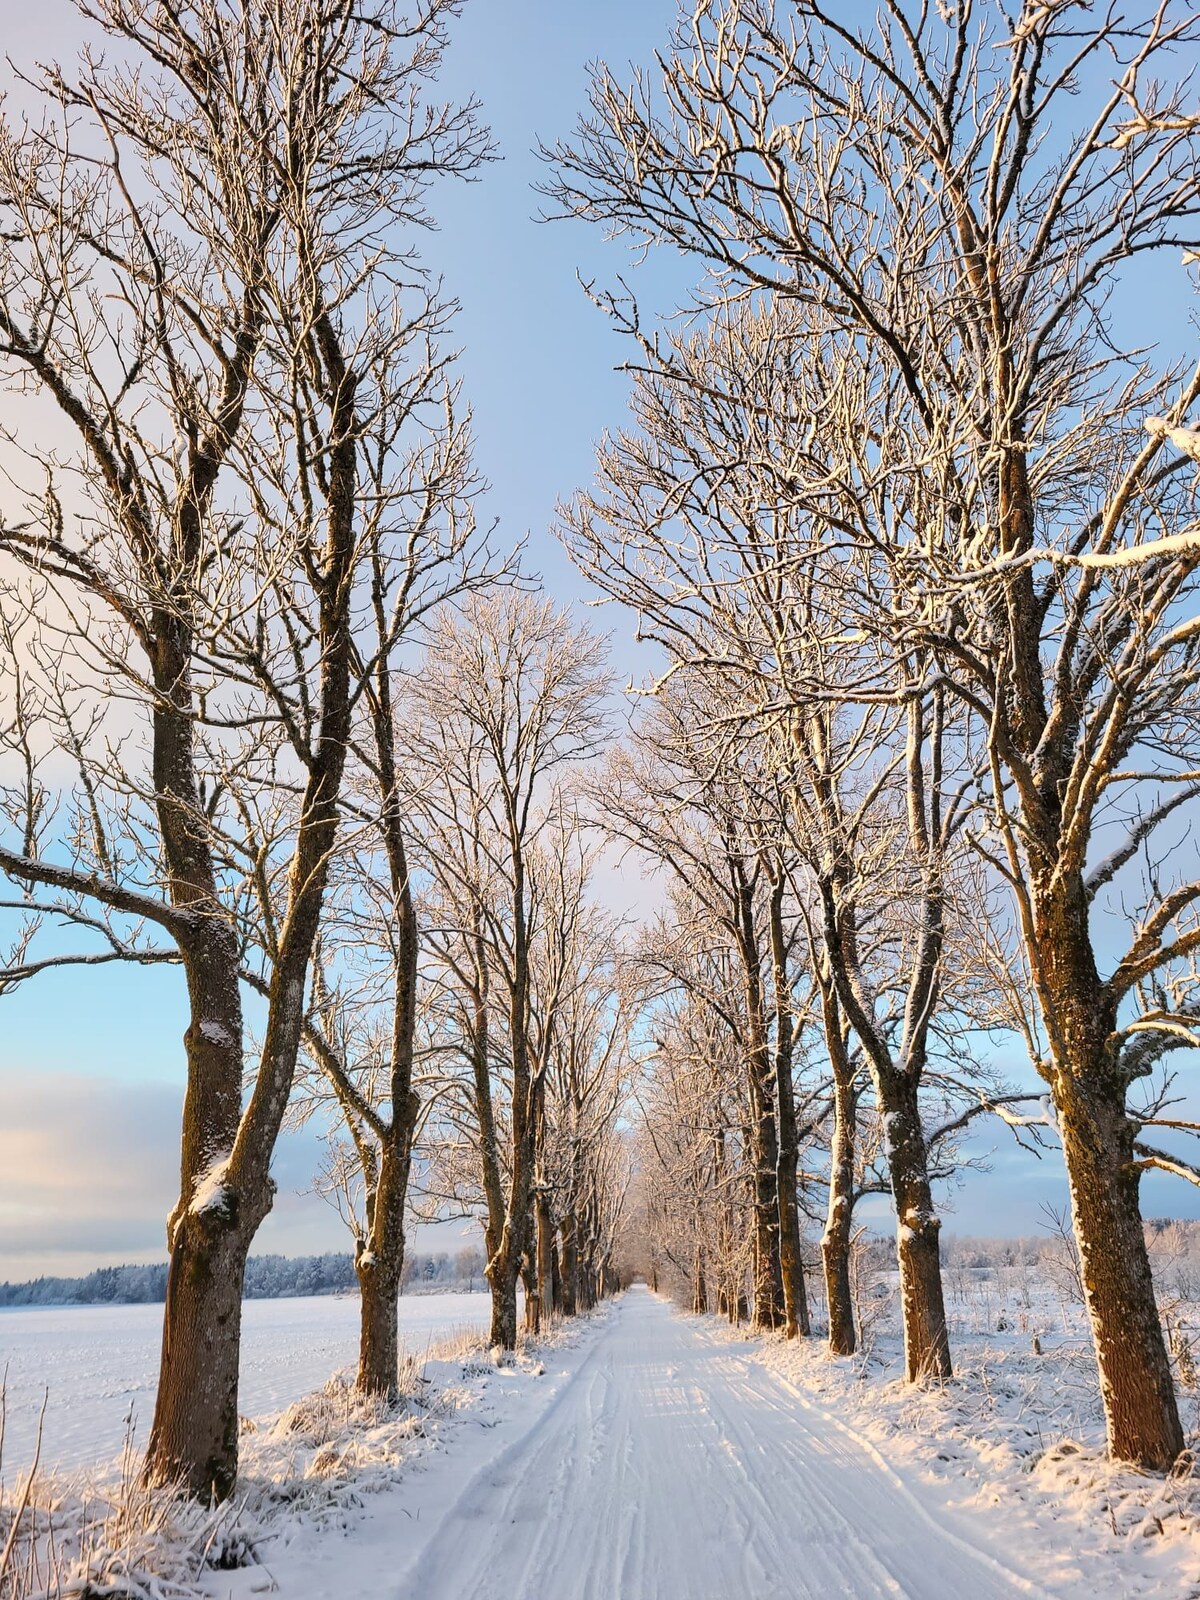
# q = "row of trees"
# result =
<box><xmin>289</xmin><ymin>593</ymin><xmax>631</xmax><ymax>1376</ymax></box>
<box><xmin>0</xmin><ymin>0</ymin><xmax>631</xmax><ymax>1503</ymax></box>
<box><xmin>5</xmin><ymin>0</ymin><xmax>1200</xmax><ymax>1511</ymax></box>
<box><xmin>544</xmin><ymin>0</ymin><xmax>1200</xmax><ymax>1473</ymax></box>
<box><xmin>606</xmin><ymin>667</ymin><xmax>1014</xmax><ymax>1361</ymax></box>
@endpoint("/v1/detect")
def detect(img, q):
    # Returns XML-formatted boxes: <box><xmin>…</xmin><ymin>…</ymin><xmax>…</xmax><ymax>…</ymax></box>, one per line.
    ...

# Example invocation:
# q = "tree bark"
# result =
<box><xmin>1033</xmin><ymin>870</ymin><xmax>1183</xmax><ymax>1466</ymax></box>
<box><xmin>560</xmin><ymin>1211</ymin><xmax>579</xmax><ymax>1317</ymax></box>
<box><xmin>735</xmin><ymin>870</ymin><xmax>784</xmax><ymax>1330</ymax></box>
<box><xmin>748</xmin><ymin>1076</ymin><xmax>784</xmax><ymax>1329</ymax></box>
<box><xmin>881</xmin><ymin>1068</ymin><xmax>951</xmax><ymax>1381</ymax></box>
<box><xmin>146</xmin><ymin>1206</ymin><xmax>257</xmax><ymax>1502</ymax></box>
<box><xmin>356</xmin><ymin>1254</ymin><xmax>402</xmax><ymax>1398</ymax></box>
<box><xmin>549</xmin><ymin>1217</ymin><xmax>563</xmax><ymax>1317</ymax></box>
<box><xmin>353</xmin><ymin>1094</ymin><xmax>419</xmax><ymax>1397</ymax></box>
<box><xmin>491</xmin><ymin>1262</ymin><xmax>520</xmax><ymax>1350</ymax></box>
<box><xmin>522</xmin><ymin>1249</ymin><xmax>539</xmax><ymax>1334</ymax></box>
<box><xmin>464</xmin><ymin>930</ymin><xmax>513</xmax><ymax>1349</ymax></box>
<box><xmin>822</xmin><ymin>1104</ymin><xmax>856</xmax><ymax>1358</ymax></box>
<box><xmin>535</xmin><ymin>1192</ymin><xmax>556</xmax><ymax>1324</ymax></box>
<box><xmin>484</xmin><ymin>800</ymin><xmax>538</xmax><ymax>1349</ymax></box>
<box><xmin>768</xmin><ymin>874</ymin><xmax>809</xmax><ymax>1338</ymax></box>
<box><xmin>692</xmin><ymin>1243</ymin><xmax>707</xmax><ymax>1314</ymax></box>
<box><xmin>817</xmin><ymin>971</ymin><xmax>857</xmax><ymax>1356</ymax></box>
<box><xmin>1056</xmin><ymin>1075</ymin><xmax>1182</xmax><ymax>1467</ymax></box>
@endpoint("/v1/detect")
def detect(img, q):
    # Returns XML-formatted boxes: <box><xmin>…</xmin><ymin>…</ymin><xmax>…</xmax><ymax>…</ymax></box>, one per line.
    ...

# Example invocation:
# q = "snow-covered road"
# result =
<box><xmin>394</xmin><ymin>1286</ymin><xmax>1040</xmax><ymax>1600</ymax></box>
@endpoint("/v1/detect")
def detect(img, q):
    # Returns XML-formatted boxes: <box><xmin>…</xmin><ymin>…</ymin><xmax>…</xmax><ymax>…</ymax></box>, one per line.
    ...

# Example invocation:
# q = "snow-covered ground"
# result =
<box><xmin>251</xmin><ymin>1285</ymin><xmax>1200</xmax><ymax>1600</ymax></box>
<box><xmin>6</xmin><ymin>1283</ymin><xmax>1200</xmax><ymax>1599</ymax></box>
<box><xmin>737</xmin><ymin>1320</ymin><xmax>1200</xmax><ymax>1599</ymax></box>
<box><xmin>385</xmin><ymin>1286</ymin><xmax>1037</xmax><ymax>1600</ymax></box>
<box><xmin>728</xmin><ymin>1261</ymin><xmax>1200</xmax><ymax>1599</ymax></box>
<box><xmin>0</xmin><ymin>1291</ymin><xmax>493</xmax><ymax>1473</ymax></box>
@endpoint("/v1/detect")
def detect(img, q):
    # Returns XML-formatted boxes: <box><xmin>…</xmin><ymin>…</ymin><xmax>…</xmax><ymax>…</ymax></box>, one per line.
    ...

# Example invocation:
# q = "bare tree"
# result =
<box><xmin>406</xmin><ymin>592</ymin><xmax>611</xmax><ymax>1348</ymax></box>
<box><xmin>808</xmin><ymin>926</ymin><xmax>865</xmax><ymax>1358</ymax></box>
<box><xmin>254</xmin><ymin>355</ymin><xmax>495</xmax><ymax>1397</ymax></box>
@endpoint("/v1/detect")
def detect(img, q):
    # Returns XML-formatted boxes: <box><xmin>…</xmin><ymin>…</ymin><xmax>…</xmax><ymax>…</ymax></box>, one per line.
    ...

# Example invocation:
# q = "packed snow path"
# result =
<box><xmin>396</xmin><ymin>1286</ymin><xmax>1039</xmax><ymax>1600</ymax></box>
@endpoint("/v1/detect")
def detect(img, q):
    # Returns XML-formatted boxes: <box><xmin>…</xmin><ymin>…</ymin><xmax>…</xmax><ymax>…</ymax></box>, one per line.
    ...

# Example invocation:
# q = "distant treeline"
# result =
<box><xmin>0</xmin><ymin>1245</ymin><xmax>487</xmax><ymax>1308</ymax></box>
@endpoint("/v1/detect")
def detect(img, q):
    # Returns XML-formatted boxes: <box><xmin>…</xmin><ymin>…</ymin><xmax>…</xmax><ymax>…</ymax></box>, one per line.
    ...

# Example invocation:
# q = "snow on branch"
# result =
<box><xmin>0</xmin><ymin>846</ymin><xmax>197</xmax><ymax>939</ymax></box>
<box><xmin>189</xmin><ymin>1152</ymin><xmax>234</xmax><ymax>1220</ymax></box>
<box><xmin>1145</xmin><ymin>416</ymin><xmax>1200</xmax><ymax>463</ymax></box>
<box><xmin>1131</xmin><ymin>1141</ymin><xmax>1200</xmax><ymax>1189</ymax></box>
<box><xmin>1085</xmin><ymin>786</ymin><xmax>1200</xmax><ymax>904</ymax></box>
<box><xmin>927</xmin><ymin>1092</ymin><xmax>1053</xmax><ymax>1147</ymax></box>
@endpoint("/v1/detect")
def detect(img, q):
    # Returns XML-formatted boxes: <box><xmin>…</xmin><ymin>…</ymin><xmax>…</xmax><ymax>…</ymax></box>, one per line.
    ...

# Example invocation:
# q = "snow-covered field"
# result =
<box><xmin>0</xmin><ymin>1291</ymin><xmax>493</xmax><ymax>1474</ymax></box>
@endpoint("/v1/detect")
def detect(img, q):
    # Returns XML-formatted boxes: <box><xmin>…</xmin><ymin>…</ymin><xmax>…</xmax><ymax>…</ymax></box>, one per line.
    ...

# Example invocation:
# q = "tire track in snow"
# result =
<box><xmin>394</xmin><ymin>1286</ymin><xmax>1051</xmax><ymax>1600</ymax></box>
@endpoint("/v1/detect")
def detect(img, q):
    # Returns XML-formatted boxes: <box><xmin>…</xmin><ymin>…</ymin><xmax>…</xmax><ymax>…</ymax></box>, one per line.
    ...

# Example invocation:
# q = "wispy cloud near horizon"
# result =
<box><xmin>0</xmin><ymin>1068</ymin><xmax>350</xmax><ymax>1280</ymax></box>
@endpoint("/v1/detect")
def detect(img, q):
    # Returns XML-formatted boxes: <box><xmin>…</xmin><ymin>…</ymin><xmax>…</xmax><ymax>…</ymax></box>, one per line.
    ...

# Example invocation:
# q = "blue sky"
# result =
<box><xmin>1</xmin><ymin>0</ymin><xmax>1199</xmax><ymax>1280</ymax></box>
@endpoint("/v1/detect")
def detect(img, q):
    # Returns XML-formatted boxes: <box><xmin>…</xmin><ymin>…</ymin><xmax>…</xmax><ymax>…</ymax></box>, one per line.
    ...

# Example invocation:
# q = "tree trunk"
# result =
<box><xmin>536</xmin><ymin>1191</ymin><xmax>556</xmax><ymax>1326</ymax></box>
<box><xmin>736</xmin><ymin>875</ymin><xmax>785</xmax><ymax>1330</ymax></box>
<box><xmin>146</xmin><ymin>1209</ymin><xmax>256</xmax><ymax>1502</ymax></box>
<box><xmin>467</xmin><ymin>933</ymin><xmax>518</xmax><ymax>1352</ymax></box>
<box><xmin>881</xmin><ymin>1069</ymin><xmax>951</xmax><ymax>1381</ymax></box>
<box><xmin>1019</xmin><ymin>862</ymin><xmax>1184</xmax><ymax>1466</ymax></box>
<box><xmin>750</xmin><ymin>1102</ymin><xmax>784</xmax><ymax>1330</ymax></box>
<box><xmin>560</xmin><ymin>1213</ymin><xmax>578</xmax><ymax>1316</ymax></box>
<box><xmin>821</xmin><ymin>1068</ymin><xmax>857</xmax><ymax>1358</ymax></box>
<box><xmin>774</xmin><ymin>1132</ymin><xmax>808</xmax><ymax>1335</ymax></box>
<box><xmin>818</xmin><ymin>975</ymin><xmax>857</xmax><ymax>1356</ymax></box>
<box><xmin>145</xmin><ymin>675</ymin><xmax>252</xmax><ymax>1500</ymax></box>
<box><xmin>356</xmin><ymin>1255</ymin><xmax>401</xmax><ymax>1397</ymax></box>
<box><xmin>352</xmin><ymin>615</ymin><xmax>422</xmax><ymax>1398</ymax></box>
<box><xmin>490</xmin><ymin>1256</ymin><xmax>521</xmax><ymax>1350</ymax></box>
<box><xmin>1057</xmin><ymin>1066</ymin><xmax>1183</xmax><ymax>1466</ymax></box>
<box><xmin>522</xmin><ymin>1249</ymin><xmax>539</xmax><ymax>1334</ymax></box>
<box><xmin>818</xmin><ymin>863</ymin><xmax>950</xmax><ymax>1381</ymax></box>
<box><xmin>692</xmin><ymin>1243</ymin><xmax>707</xmax><ymax>1314</ymax></box>
<box><xmin>768</xmin><ymin>874</ymin><xmax>809</xmax><ymax>1338</ymax></box>
<box><xmin>353</xmin><ymin>1102</ymin><xmax>417</xmax><ymax>1396</ymax></box>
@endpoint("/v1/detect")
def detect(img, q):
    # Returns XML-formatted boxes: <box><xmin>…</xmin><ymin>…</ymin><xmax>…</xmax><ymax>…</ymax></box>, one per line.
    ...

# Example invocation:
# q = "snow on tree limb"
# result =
<box><xmin>1145</xmin><ymin>416</ymin><xmax>1200</xmax><ymax>463</ymax></box>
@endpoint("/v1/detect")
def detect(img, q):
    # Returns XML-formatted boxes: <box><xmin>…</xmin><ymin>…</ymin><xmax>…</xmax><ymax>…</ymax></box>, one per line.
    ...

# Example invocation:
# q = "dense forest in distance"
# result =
<box><xmin>0</xmin><ymin>1248</ymin><xmax>487</xmax><ymax>1307</ymax></box>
